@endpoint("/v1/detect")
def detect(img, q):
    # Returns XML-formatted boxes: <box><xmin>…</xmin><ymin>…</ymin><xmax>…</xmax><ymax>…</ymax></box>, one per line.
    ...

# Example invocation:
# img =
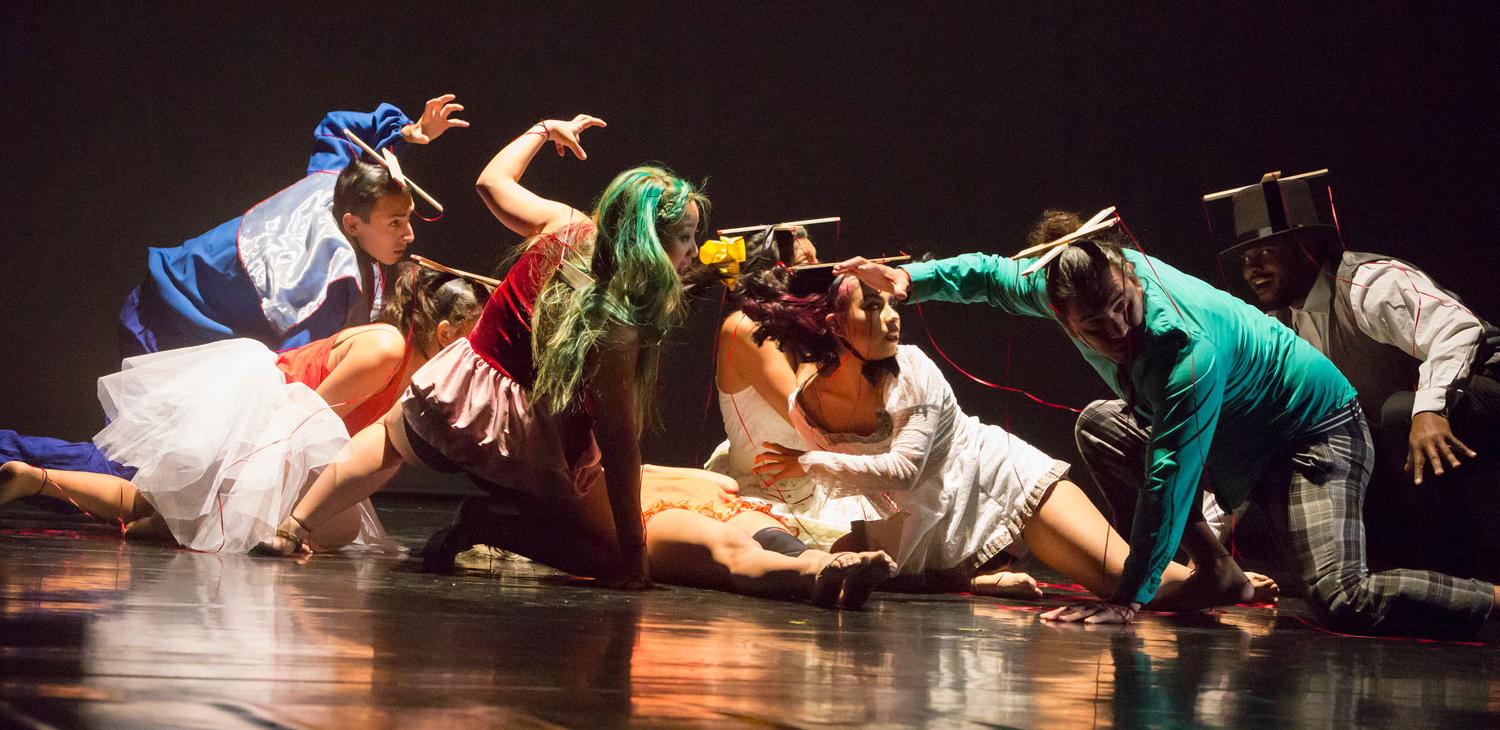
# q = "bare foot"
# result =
<box><xmin>813</xmin><ymin>551</ymin><xmax>896</xmax><ymax>609</ymax></box>
<box><xmin>1245</xmin><ymin>572</ymin><xmax>1279</xmax><ymax>604</ymax></box>
<box><xmin>124</xmin><ymin>512</ymin><xmax>175</xmax><ymax>544</ymax></box>
<box><xmin>0</xmin><ymin>462</ymin><xmax>46</xmax><ymax>507</ymax></box>
<box><xmin>1151</xmin><ymin>555</ymin><xmax>1257</xmax><ymax>612</ymax></box>
<box><xmin>971</xmin><ymin>570</ymin><xmax>1043</xmax><ymax>599</ymax></box>
<box><xmin>839</xmin><ymin>551</ymin><xmax>898</xmax><ymax>610</ymax></box>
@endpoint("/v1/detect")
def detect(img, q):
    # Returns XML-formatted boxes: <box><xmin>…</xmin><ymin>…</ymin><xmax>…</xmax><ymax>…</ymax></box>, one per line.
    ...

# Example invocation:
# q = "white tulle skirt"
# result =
<box><xmin>93</xmin><ymin>339</ymin><xmax>397</xmax><ymax>554</ymax></box>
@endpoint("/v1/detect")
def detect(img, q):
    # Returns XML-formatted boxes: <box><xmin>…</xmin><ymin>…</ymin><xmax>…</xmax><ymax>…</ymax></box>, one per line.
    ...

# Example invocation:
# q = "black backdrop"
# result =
<box><xmin>3</xmin><ymin>3</ymin><xmax>1497</xmax><ymax>474</ymax></box>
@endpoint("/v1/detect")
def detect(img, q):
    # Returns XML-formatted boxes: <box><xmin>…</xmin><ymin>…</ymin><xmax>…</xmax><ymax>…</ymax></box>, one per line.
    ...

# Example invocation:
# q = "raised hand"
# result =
<box><xmin>403</xmin><ymin>93</ymin><xmax>470</xmax><ymax>144</ymax></box>
<box><xmin>540</xmin><ymin>114</ymin><xmax>607</xmax><ymax>160</ymax></box>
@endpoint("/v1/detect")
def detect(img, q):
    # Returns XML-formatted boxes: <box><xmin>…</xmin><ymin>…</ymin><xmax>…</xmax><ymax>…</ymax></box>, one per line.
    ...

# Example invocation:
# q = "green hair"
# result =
<box><xmin>529</xmin><ymin>165</ymin><xmax>708</xmax><ymax>432</ymax></box>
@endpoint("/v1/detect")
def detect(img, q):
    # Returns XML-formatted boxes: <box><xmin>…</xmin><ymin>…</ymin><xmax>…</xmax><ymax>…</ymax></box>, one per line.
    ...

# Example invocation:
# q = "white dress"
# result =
<box><xmin>93</xmin><ymin>340</ymin><xmax>396</xmax><ymax>554</ymax></box>
<box><xmin>705</xmin><ymin>384</ymin><xmax>881</xmax><ymax>551</ymax></box>
<box><xmin>790</xmin><ymin>345</ymin><xmax>1068</xmax><ymax>576</ymax></box>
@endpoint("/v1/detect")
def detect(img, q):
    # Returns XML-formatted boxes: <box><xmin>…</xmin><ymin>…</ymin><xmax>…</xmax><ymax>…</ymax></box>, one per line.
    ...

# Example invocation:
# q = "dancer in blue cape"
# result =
<box><xmin>118</xmin><ymin>93</ymin><xmax>468</xmax><ymax>356</ymax></box>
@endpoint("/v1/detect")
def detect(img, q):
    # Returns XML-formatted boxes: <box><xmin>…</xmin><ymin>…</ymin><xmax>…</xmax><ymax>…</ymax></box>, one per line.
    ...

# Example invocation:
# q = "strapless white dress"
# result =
<box><xmin>705</xmin><ymin>384</ymin><xmax>882</xmax><ymax>551</ymax></box>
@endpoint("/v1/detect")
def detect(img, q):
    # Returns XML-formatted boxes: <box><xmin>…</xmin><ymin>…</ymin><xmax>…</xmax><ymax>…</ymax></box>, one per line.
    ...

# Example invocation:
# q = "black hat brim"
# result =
<box><xmin>1217</xmin><ymin>223</ymin><xmax>1337</xmax><ymax>260</ymax></box>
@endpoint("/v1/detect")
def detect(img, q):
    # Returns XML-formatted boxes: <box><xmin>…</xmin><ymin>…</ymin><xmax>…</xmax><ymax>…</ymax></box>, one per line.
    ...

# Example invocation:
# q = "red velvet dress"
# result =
<box><xmin>401</xmin><ymin>224</ymin><xmax>602</xmax><ymax>496</ymax></box>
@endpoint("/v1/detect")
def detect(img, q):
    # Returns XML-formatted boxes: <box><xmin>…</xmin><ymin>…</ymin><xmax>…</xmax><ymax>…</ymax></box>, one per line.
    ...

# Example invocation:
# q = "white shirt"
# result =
<box><xmin>1292</xmin><ymin>260</ymin><xmax>1484</xmax><ymax>415</ymax></box>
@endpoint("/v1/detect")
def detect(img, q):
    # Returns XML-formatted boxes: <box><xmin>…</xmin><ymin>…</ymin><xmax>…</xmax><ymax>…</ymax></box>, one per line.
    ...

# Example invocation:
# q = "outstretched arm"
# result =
<box><xmin>586</xmin><ymin>325</ymin><xmax>651</xmax><ymax>589</ymax></box>
<box><xmin>836</xmin><ymin>253</ymin><xmax>1054</xmax><ymax>319</ymax></box>
<box><xmin>308</xmin><ymin>94</ymin><xmax>467</xmax><ymax>174</ymax></box>
<box><xmin>476</xmin><ymin>114</ymin><xmax>605</xmax><ymax>238</ymax></box>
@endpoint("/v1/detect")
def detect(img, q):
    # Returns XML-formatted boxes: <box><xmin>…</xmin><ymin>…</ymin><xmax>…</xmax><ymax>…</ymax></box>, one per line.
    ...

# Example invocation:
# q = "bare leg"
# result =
<box><xmin>1020</xmin><ymin>479</ymin><xmax>1276</xmax><ymax>608</ymax></box>
<box><xmin>1</xmin><ymin>461</ymin><xmax>153</xmax><ymax>523</ymax></box>
<box><xmin>648</xmin><ymin>510</ymin><xmax>822</xmax><ymax>597</ymax></box>
<box><xmin>257</xmin><ymin>405</ymin><xmax>408</xmax><ymax>555</ymax></box>
<box><xmin>649</xmin><ymin>509</ymin><xmax>895</xmax><ymax>607</ymax></box>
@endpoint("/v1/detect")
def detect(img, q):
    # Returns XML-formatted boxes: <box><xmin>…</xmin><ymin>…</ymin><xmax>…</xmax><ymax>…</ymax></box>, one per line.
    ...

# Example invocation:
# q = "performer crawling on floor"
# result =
<box><xmin>841</xmin><ymin>213</ymin><xmax>1497</xmax><ymax>637</ymax></box>
<box><xmin>1</xmin><ymin>263</ymin><xmax>488</xmax><ymax>552</ymax></box>
<box><xmin>251</xmin><ymin>114</ymin><xmax>896</xmax><ymax>608</ymax></box>
<box><xmin>119</xmin><ymin>94</ymin><xmax>467</xmax><ymax>356</ymax></box>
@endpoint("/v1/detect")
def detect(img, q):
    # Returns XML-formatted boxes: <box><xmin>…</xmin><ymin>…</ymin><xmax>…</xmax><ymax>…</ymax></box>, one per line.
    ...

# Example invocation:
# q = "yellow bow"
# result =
<box><xmin>699</xmin><ymin>236</ymin><xmax>748</xmax><ymax>288</ymax></box>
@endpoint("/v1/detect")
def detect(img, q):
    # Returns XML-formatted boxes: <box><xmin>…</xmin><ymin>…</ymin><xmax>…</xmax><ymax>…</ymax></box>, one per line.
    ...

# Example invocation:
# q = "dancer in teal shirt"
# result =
<box><xmin>839</xmin><ymin>228</ymin><xmax>1496</xmax><ymax>636</ymax></box>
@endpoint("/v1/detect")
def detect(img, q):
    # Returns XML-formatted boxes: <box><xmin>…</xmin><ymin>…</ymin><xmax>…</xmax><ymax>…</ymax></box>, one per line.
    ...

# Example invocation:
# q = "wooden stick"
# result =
<box><xmin>341</xmin><ymin>128</ymin><xmax>445</xmax><ymax>213</ymax></box>
<box><xmin>411</xmin><ymin>255</ymin><xmax>501</xmax><ymax>287</ymax></box>
<box><xmin>790</xmin><ymin>254</ymin><xmax>910</xmax><ymax>271</ymax></box>
<box><xmin>1011</xmin><ymin>217</ymin><xmax>1119</xmax><ymax>260</ymax></box>
<box><xmin>1201</xmin><ymin>168</ymin><xmax>1329</xmax><ymax>202</ymax></box>
<box><xmin>717</xmin><ymin>216</ymin><xmax>841</xmax><ymax>235</ymax></box>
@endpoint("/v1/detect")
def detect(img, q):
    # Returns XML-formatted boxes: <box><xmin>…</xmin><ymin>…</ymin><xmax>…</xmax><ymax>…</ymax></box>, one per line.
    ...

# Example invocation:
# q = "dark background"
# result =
<box><xmin>3</xmin><ymin>3</ymin><xmax>1497</xmax><ymax>474</ymax></box>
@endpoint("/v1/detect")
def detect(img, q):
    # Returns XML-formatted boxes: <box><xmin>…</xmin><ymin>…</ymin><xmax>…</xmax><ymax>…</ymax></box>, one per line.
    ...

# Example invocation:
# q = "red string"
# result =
<box><xmin>1288</xmin><ymin>614</ymin><xmax>1488</xmax><ymax>646</ymax></box>
<box><xmin>189</xmin><ymin>323</ymin><xmax>416</xmax><ymax>554</ymax></box>
<box><xmin>720</xmin><ymin>313</ymin><xmax>844</xmax><ymax>535</ymax></box>
<box><xmin>913</xmin><ymin>302</ymin><xmax>1081</xmax><ymax>413</ymax></box>
<box><xmin>39</xmin><ymin>467</ymin><xmax>126</xmax><ymax>538</ymax></box>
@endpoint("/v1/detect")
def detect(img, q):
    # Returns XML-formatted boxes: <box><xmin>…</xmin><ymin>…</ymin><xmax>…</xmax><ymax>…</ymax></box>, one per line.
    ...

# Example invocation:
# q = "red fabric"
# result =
<box><xmin>467</xmin><ymin>223</ymin><xmax>595</xmax><ymax>387</ymax></box>
<box><xmin>275</xmin><ymin>332</ymin><xmax>408</xmax><ymax>434</ymax></box>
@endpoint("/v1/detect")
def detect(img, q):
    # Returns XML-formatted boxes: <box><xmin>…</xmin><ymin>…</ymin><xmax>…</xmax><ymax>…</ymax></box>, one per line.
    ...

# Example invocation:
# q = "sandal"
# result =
<box><xmin>251</xmin><ymin>515</ymin><xmax>312</xmax><ymax>557</ymax></box>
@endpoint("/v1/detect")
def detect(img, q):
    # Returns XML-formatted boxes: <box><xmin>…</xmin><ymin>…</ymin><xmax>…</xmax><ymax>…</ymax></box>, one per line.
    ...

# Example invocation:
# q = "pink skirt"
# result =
<box><xmin>401</xmin><ymin>338</ymin><xmax>602</xmax><ymax>498</ymax></box>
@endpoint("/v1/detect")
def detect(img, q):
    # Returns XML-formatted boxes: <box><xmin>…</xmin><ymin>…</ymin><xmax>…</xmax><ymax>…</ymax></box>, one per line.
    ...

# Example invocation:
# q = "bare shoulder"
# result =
<box><xmin>343</xmin><ymin>324</ymin><xmax>407</xmax><ymax>363</ymax></box>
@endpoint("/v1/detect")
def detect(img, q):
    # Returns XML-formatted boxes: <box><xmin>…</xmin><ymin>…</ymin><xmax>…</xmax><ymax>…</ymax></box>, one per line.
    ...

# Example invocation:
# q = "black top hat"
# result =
<box><xmin>1220</xmin><ymin>175</ymin><xmax>1337</xmax><ymax>259</ymax></box>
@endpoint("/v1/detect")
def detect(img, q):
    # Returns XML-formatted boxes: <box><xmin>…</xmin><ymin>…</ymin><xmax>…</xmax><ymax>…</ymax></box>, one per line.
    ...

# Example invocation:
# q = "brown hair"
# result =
<box><xmin>378</xmin><ymin>262</ymin><xmax>490</xmax><ymax>346</ymax></box>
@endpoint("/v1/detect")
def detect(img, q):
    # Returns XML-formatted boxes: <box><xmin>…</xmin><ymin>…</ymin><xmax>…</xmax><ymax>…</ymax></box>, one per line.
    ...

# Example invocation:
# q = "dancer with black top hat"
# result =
<box><xmin>1210</xmin><ymin>171</ymin><xmax>1500</xmax><ymax>580</ymax></box>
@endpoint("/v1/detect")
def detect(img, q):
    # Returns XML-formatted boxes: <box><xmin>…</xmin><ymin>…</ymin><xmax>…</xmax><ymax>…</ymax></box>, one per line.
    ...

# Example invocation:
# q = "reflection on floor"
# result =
<box><xmin>2</xmin><ymin>495</ymin><xmax>1498</xmax><ymax>729</ymax></box>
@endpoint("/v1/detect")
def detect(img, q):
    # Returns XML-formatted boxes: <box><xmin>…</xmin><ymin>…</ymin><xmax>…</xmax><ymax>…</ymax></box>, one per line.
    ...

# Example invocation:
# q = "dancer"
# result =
<box><xmin>1</xmin><ymin>263</ymin><xmax>487</xmax><ymax>552</ymax></box>
<box><xmin>1216</xmin><ymin>173</ymin><xmax>1499</xmax><ymax>578</ymax></box>
<box><xmin>1026</xmin><ymin>211</ymin><xmax>1239</xmax><ymax>548</ymax></box>
<box><xmin>839</xmin><ymin>219</ymin><xmax>1496</xmax><ymax>635</ymax></box>
<box><xmin>707</xmin><ymin>228</ymin><xmax>880</xmax><ymax>549</ymax></box>
<box><xmin>252</xmin><ymin>114</ymin><xmax>698</xmax><ymax>590</ymax></box>
<box><xmin>120</xmin><ymin>94</ymin><xmax>467</xmax><ymax>356</ymax></box>
<box><xmin>743</xmin><ymin>268</ymin><xmax>1273</xmax><ymax>604</ymax></box>
<box><xmin>637</xmin><ymin>465</ymin><xmax>895</xmax><ymax>607</ymax></box>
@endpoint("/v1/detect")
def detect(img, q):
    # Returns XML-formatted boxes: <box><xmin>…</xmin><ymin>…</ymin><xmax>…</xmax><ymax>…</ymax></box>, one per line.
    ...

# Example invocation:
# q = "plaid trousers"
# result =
<box><xmin>1076</xmin><ymin>399</ymin><xmax>1495</xmax><ymax>637</ymax></box>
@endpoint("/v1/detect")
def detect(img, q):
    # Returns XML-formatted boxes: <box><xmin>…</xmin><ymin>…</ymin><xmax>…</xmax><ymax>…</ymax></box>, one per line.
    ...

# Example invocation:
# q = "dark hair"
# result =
<box><xmin>378</xmin><ymin>262</ymin><xmax>491</xmax><ymax>346</ymax></box>
<box><xmin>1028</xmin><ymin>209</ymin><xmax>1085</xmax><ymax>248</ymax></box>
<box><xmin>1044</xmin><ymin>239</ymin><xmax>1135</xmax><ymax>319</ymax></box>
<box><xmin>738</xmin><ymin>269</ymin><xmax>856</xmax><ymax>375</ymax></box>
<box><xmin>333</xmin><ymin>158</ymin><xmax>407</xmax><ymax>224</ymax></box>
<box><xmin>726</xmin><ymin>228</ymin><xmax>790</xmax><ymax>304</ymax></box>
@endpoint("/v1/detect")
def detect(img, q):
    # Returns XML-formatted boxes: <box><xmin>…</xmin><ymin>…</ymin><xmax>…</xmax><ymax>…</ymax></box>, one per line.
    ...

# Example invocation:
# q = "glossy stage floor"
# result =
<box><xmin>2</xmin><ymin>495</ymin><xmax>1497</xmax><ymax>729</ymax></box>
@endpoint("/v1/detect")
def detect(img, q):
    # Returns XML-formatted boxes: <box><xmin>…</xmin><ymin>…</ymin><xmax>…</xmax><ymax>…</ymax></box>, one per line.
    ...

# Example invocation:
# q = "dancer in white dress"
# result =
<box><xmin>746</xmin><ymin>269</ymin><xmax>1278</xmax><ymax>605</ymax></box>
<box><xmin>0</xmin><ymin>264</ymin><xmax>486</xmax><ymax>553</ymax></box>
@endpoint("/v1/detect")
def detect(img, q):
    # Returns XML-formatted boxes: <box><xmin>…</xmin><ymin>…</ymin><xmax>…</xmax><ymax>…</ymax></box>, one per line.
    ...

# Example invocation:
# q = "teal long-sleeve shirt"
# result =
<box><xmin>903</xmin><ymin>249</ymin><xmax>1357</xmax><ymax>605</ymax></box>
